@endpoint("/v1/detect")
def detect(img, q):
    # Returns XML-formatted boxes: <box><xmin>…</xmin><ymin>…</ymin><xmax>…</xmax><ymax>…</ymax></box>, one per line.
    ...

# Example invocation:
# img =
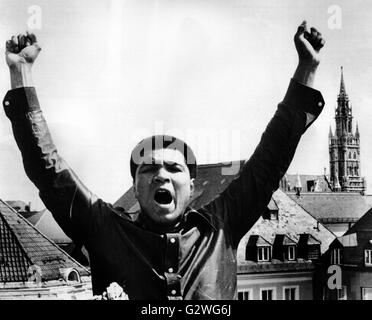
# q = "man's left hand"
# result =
<box><xmin>294</xmin><ymin>21</ymin><xmax>325</xmax><ymax>67</ymax></box>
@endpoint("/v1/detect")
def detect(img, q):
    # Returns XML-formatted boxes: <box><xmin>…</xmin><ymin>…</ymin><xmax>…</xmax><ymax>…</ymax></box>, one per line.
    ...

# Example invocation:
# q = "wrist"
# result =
<box><xmin>293</xmin><ymin>62</ymin><xmax>318</xmax><ymax>88</ymax></box>
<box><xmin>9</xmin><ymin>63</ymin><xmax>34</xmax><ymax>89</ymax></box>
<box><xmin>298</xmin><ymin>59</ymin><xmax>320</xmax><ymax>70</ymax></box>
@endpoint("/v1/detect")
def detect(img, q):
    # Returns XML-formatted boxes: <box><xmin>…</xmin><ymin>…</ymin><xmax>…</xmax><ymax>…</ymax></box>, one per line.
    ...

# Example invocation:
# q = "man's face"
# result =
<box><xmin>133</xmin><ymin>148</ymin><xmax>194</xmax><ymax>231</ymax></box>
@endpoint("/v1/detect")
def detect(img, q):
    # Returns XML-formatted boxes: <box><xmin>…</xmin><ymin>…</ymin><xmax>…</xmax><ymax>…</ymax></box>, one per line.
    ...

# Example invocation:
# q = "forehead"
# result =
<box><xmin>140</xmin><ymin>148</ymin><xmax>187</xmax><ymax>166</ymax></box>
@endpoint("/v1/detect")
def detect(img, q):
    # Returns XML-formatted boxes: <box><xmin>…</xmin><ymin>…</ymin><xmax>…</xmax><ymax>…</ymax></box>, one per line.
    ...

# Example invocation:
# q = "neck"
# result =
<box><xmin>137</xmin><ymin>212</ymin><xmax>183</xmax><ymax>234</ymax></box>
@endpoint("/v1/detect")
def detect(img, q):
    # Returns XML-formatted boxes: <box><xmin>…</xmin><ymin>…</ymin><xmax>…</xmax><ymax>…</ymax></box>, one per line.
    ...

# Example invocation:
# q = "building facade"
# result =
<box><xmin>329</xmin><ymin>67</ymin><xmax>366</xmax><ymax>193</ymax></box>
<box><xmin>237</xmin><ymin>190</ymin><xmax>336</xmax><ymax>300</ymax></box>
<box><xmin>0</xmin><ymin>200</ymin><xmax>92</xmax><ymax>300</ymax></box>
<box><xmin>317</xmin><ymin>206</ymin><xmax>372</xmax><ymax>300</ymax></box>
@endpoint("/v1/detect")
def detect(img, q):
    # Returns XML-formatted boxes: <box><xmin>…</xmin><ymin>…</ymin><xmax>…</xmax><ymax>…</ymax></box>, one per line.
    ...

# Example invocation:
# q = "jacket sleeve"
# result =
<box><xmin>204</xmin><ymin>79</ymin><xmax>325</xmax><ymax>248</ymax></box>
<box><xmin>3</xmin><ymin>87</ymin><xmax>107</xmax><ymax>244</ymax></box>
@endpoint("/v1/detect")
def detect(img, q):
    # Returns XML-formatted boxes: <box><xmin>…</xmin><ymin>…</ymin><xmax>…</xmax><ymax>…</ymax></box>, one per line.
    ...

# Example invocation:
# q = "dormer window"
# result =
<box><xmin>298</xmin><ymin>234</ymin><xmax>321</xmax><ymax>261</ymax></box>
<box><xmin>257</xmin><ymin>246</ymin><xmax>271</xmax><ymax>262</ymax></box>
<box><xmin>286</xmin><ymin>245</ymin><xmax>296</xmax><ymax>261</ymax></box>
<box><xmin>263</xmin><ymin>198</ymin><xmax>278</xmax><ymax>220</ymax></box>
<box><xmin>245</xmin><ymin>235</ymin><xmax>272</xmax><ymax>262</ymax></box>
<box><xmin>273</xmin><ymin>234</ymin><xmax>296</xmax><ymax>261</ymax></box>
<box><xmin>365</xmin><ymin>250</ymin><xmax>372</xmax><ymax>266</ymax></box>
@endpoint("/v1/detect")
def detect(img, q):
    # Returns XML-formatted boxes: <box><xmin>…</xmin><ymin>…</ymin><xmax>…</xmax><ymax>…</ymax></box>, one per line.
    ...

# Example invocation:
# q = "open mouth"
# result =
<box><xmin>154</xmin><ymin>189</ymin><xmax>173</xmax><ymax>205</ymax></box>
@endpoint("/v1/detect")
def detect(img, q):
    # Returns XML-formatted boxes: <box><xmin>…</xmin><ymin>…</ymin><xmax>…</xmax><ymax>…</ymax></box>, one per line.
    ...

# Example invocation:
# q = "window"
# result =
<box><xmin>238</xmin><ymin>290</ymin><xmax>252</xmax><ymax>300</ymax></box>
<box><xmin>283</xmin><ymin>286</ymin><xmax>299</xmax><ymax>300</ymax></box>
<box><xmin>263</xmin><ymin>209</ymin><xmax>278</xmax><ymax>220</ymax></box>
<box><xmin>270</xmin><ymin>210</ymin><xmax>278</xmax><ymax>220</ymax></box>
<box><xmin>331</xmin><ymin>248</ymin><xmax>342</xmax><ymax>265</ymax></box>
<box><xmin>286</xmin><ymin>246</ymin><xmax>296</xmax><ymax>261</ymax></box>
<box><xmin>260</xmin><ymin>288</ymin><xmax>276</xmax><ymax>300</ymax></box>
<box><xmin>362</xmin><ymin>288</ymin><xmax>372</xmax><ymax>300</ymax></box>
<box><xmin>257</xmin><ymin>247</ymin><xmax>270</xmax><ymax>262</ymax></box>
<box><xmin>353</xmin><ymin>152</ymin><xmax>356</xmax><ymax>159</ymax></box>
<box><xmin>308</xmin><ymin>245</ymin><xmax>320</xmax><ymax>260</ymax></box>
<box><xmin>365</xmin><ymin>250</ymin><xmax>372</xmax><ymax>266</ymax></box>
<box><xmin>337</xmin><ymin>286</ymin><xmax>347</xmax><ymax>300</ymax></box>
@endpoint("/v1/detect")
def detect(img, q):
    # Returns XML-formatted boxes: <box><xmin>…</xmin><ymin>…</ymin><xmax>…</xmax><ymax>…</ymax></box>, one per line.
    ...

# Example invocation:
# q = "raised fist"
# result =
<box><xmin>5</xmin><ymin>32</ymin><xmax>41</xmax><ymax>70</ymax></box>
<box><xmin>294</xmin><ymin>21</ymin><xmax>325</xmax><ymax>66</ymax></box>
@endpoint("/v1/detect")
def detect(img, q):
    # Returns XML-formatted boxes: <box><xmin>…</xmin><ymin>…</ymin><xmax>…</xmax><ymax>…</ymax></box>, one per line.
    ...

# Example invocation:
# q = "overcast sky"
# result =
<box><xmin>1</xmin><ymin>0</ymin><xmax>372</xmax><ymax>210</ymax></box>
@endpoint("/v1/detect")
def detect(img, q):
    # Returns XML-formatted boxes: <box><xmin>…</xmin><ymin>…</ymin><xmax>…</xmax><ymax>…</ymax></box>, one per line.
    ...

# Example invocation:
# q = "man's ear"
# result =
<box><xmin>190</xmin><ymin>178</ymin><xmax>195</xmax><ymax>198</ymax></box>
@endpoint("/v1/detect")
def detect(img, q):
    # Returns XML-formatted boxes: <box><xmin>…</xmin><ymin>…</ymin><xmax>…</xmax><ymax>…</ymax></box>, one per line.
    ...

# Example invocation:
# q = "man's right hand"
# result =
<box><xmin>5</xmin><ymin>32</ymin><xmax>41</xmax><ymax>88</ymax></box>
<box><xmin>5</xmin><ymin>32</ymin><xmax>41</xmax><ymax>71</ymax></box>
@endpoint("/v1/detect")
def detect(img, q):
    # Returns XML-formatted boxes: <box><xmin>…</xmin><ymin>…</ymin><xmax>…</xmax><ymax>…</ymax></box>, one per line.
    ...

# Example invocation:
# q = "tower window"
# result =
<box><xmin>348</xmin><ymin>152</ymin><xmax>352</xmax><ymax>159</ymax></box>
<box><xmin>353</xmin><ymin>152</ymin><xmax>356</xmax><ymax>159</ymax></box>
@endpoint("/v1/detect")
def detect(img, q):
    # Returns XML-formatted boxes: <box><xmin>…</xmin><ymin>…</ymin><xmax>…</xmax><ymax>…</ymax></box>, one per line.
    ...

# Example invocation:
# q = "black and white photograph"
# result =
<box><xmin>1</xmin><ymin>0</ymin><xmax>372</xmax><ymax>304</ymax></box>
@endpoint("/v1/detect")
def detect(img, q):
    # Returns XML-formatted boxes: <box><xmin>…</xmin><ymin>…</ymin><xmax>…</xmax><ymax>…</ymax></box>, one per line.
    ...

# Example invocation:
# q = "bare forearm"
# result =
<box><xmin>9</xmin><ymin>64</ymin><xmax>34</xmax><ymax>89</ymax></box>
<box><xmin>293</xmin><ymin>62</ymin><xmax>318</xmax><ymax>88</ymax></box>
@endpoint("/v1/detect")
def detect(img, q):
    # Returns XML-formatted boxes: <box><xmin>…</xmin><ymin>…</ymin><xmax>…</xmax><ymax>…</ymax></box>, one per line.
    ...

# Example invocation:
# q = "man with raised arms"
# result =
<box><xmin>3</xmin><ymin>21</ymin><xmax>325</xmax><ymax>299</ymax></box>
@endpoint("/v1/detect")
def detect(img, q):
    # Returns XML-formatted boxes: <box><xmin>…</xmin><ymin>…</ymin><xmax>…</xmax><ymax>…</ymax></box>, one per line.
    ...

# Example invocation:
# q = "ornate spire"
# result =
<box><xmin>337</xmin><ymin>66</ymin><xmax>350</xmax><ymax>124</ymax></box>
<box><xmin>340</xmin><ymin>66</ymin><xmax>346</xmax><ymax>95</ymax></box>
<box><xmin>356</xmin><ymin>122</ymin><xmax>360</xmax><ymax>138</ymax></box>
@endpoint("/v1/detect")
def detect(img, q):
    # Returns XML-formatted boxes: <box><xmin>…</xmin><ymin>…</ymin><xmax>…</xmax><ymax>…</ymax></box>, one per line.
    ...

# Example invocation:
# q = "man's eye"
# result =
<box><xmin>168</xmin><ymin>166</ymin><xmax>182</xmax><ymax>173</ymax></box>
<box><xmin>140</xmin><ymin>166</ymin><xmax>156</xmax><ymax>173</ymax></box>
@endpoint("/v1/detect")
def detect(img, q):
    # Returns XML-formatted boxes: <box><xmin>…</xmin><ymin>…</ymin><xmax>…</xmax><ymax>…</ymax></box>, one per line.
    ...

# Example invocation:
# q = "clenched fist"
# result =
<box><xmin>5</xmin><ymin>32</ymin><xmax>41</xmax><ymax>70</ymax></box>
<box><xmin>294</xmin><ymin>21</ymin><xmax>325</xmax><ymax>67</ymax></box>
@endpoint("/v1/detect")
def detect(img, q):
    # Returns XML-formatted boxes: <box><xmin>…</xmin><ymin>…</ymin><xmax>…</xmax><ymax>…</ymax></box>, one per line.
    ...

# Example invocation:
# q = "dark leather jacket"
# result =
<box><xmin>3</xmin><ymin>80</ymin><xmax>324</xmax><ymax>299</ymax></box>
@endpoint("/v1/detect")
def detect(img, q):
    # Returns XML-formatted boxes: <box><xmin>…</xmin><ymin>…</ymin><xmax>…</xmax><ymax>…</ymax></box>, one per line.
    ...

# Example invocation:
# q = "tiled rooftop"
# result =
<box><xmin>237</xmin><ymin>189</ymin><xmax>337</xmax><ymax>271</ymax></box>
<box><xmin>0</xmin><ymin>200</ymin><xmax>90</xmax><ymax>283</ymax></box>
<box><xmin>287</xmin><ymin>192</ymin><xmax>372</xmax><ymax>222</ymax></box>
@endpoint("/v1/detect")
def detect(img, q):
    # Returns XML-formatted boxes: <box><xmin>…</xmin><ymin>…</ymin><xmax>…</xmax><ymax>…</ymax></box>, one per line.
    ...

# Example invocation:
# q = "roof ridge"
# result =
<box><xmin>287</xmin><ymin>191</ymin><xmax>363</xmax><ymax>196</ymax></box>
<box><xmin>34</xmin><ymin>209</ymin><xmax>47</xmax><ymax>227</ymax></box>
<box><xmin>0</xmin><ymin>199</ymin><xmax>90</xmax><ymax>275</ymax></box>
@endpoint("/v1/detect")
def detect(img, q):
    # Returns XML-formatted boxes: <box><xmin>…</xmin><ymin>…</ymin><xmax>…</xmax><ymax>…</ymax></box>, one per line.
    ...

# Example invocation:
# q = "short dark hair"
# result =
<box><xmin>130</xmin><ymin>135</ymin><xmax>197</xmax><ymax>180</ymax></box>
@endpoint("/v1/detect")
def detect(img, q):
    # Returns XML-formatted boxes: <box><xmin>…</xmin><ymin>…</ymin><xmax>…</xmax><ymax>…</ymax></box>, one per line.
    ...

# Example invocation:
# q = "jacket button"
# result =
<box><xmin>4</xmin><ymin>101</ymin><xmax>10</xmax><ymax>106</ymax></box>
<box><xmin>318</xmin><ymin>101</ymin><xmax>323</xmax><ymax>107</ymax></box>
<box><xmin>170</xmin><ymin>238</ymin><xmax>176</xmax><ymax>244</ymax></box>
<box><xmin>171</xmin><ymin>290</ymin><xmax>176</xmax><ymax>295</ymax></box>
<box><xmin>168</xmin><ymin>268</ymin><xmax>174</xmax><ymax>273</ymax></box>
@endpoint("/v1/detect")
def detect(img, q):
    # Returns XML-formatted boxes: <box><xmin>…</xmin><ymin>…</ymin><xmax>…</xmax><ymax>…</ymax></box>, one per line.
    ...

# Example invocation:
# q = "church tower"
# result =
<box><xmin>329</xmin><ymin>67</ymin><xmax>366</xmax><ymax>193</ymax></box>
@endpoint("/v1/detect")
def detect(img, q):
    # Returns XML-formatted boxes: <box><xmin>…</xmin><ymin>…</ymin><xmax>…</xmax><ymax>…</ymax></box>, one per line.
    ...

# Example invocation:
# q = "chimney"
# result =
<box><xmin>25</xmin><ymin>202</ymin><xmax>31</xmax><ymax>212</ymax></box>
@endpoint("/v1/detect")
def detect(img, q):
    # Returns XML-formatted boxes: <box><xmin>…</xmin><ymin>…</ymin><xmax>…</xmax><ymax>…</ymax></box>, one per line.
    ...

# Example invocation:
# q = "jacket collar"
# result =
<box><xmin>122</xmin><ymin>206</ymin><xmax>217</xmax><ymax>233</ymax></box>
<box><xmin>183</xmin><ymin>207</ymin><xmax>217</xmax><ymax>231</ymax></box>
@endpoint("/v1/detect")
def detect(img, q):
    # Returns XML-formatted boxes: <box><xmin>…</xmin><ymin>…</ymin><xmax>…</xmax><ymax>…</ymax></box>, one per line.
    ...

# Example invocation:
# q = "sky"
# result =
<box><xmin>1</xmin><ymin>0</ymin><xmax>372</xmax><ymax>210</ymax></box>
